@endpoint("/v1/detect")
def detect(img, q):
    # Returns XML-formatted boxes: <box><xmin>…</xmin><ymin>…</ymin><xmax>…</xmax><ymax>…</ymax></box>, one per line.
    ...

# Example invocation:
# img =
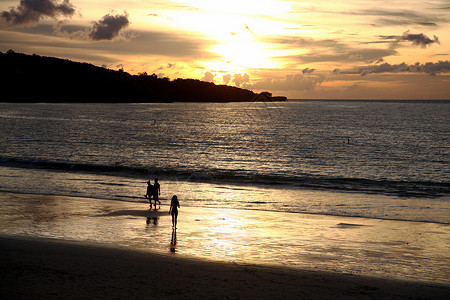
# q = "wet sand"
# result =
<box><xmin>0</xmin><ymin>192</ymin><xmax>449</xmax><ymax>298</ymax></box>
<box><xmin>1</xmin><ymin>235</ymin><xmax>449</xmax><ymax>299</ymax></box>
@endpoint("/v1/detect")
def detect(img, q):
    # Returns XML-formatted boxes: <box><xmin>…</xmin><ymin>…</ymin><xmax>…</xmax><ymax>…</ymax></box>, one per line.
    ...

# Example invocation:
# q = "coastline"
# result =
<box><xmin>1</xmin><ymin>235</ymin><xmax>448</xmax><ymax>299</ymax></box>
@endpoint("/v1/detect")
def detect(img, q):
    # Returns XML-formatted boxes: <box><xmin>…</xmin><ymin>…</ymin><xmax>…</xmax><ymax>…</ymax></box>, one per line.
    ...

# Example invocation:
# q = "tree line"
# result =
<box><xmin>0</xmin><ymin>50</ymin><xmax>258</xmax><ymax>102</ymax></box>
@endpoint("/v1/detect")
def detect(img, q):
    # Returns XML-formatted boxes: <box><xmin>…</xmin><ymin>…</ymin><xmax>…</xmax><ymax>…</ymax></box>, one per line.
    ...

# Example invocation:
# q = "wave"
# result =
<box><xmin>1</xmin><ymin>156</ymin><xmax>448</xmax><ymax>199</ymax></box>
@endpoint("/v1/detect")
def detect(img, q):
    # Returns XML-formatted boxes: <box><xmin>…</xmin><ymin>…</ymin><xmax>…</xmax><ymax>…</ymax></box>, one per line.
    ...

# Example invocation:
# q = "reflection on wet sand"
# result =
<box><xmin>170</xmin><ymin>228</ymin><xmax>177</xmax><ymax>253</ymax></box>
<box><xmin>146</xmin><ymin>216</ymin><xmax>159</xmax><ymax>225</ymax></box>
<box><xmin>0</xmin><ymin>193</ymin><xmax>449</xmax><ymax>284</ymax></box>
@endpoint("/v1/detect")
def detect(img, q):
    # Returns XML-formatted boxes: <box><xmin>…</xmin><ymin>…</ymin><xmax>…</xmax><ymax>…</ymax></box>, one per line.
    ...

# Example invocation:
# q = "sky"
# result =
<box><xmin>1</xmin><ymin>0</ymin><xmax>449</xmax><ymax>99</ymax></box>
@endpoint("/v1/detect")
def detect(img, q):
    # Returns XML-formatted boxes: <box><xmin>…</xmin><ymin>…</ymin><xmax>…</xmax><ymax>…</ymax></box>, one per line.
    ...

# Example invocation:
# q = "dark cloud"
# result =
<box><xmin>377</xmin><ymin>31</ymin><xmax>440</xmax><ymax>48</ymax></box>
<box><xmin>401</xmin><ymin>32</ymin><xmax>440</xmax><ymax>47</ymax></box>
<box><xmin>1</xmin><ymin>0</ymin><xmax>76</xmax><ymax>27</ymax></box>
<box><xmin>342</xmin><ymin>61</ymin><xmax>450</xmax><ymax>76</ymax></box>
<box><xmin>89</xmin><ymin>12</ymin><xmax>130</xmax><ymax>41</ymax></box>
<box><xmin>302</xmin><ymin>68</ymin><xmax>315</xmax><ymax>74</ymax></box>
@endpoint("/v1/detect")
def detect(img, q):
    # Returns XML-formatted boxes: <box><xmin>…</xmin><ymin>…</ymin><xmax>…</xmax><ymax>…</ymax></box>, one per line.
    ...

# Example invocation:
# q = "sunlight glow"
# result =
<box><xmin>209</xmin><ymin>35</ymin><xmax>278</xmax><ymax>71</ymax></box>
<box><xmin>187</xmin><ymin>0</ymin><xmax>290</xmax><ymax>16</ymax></box>
<box><xmin>1</xmin><ymin>0</ymin><xmax>448</xmax><ymax>98</ymax></box>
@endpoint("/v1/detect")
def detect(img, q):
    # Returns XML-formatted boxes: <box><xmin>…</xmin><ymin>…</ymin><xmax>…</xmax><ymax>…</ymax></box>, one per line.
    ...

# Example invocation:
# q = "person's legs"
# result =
<box><xmin>174</xmin><ymin>211</ymin><xmax>178</xmax><ymax>228</ymax></box>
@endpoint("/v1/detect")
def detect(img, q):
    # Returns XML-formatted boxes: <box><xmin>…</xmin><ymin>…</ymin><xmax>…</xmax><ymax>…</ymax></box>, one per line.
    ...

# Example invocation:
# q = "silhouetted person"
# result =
<box><xmin>153</xmin><ymin>178</ymin><xmax>161</xmax><ymax>207</ymax></box>
<box><xmin>145</xmin><ymin>181</ymin><xmax>154</xmax><ymax>209</ymax></box>
<box><xmin>169</xmin><ymin>195</ymin><xmax>180</xmax><ymax>228</ymax></box>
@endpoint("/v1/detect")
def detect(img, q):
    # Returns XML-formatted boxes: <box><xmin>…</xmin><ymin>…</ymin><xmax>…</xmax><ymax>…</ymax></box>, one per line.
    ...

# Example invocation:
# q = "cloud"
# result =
<box><xmin>289</xmin><ymin>6</ymin><xmax>448</xmax><ymax>27</ymax></box>
<box><xmin>89</xmin><ymin>12</ymin><xmax>130</xmax><ymax>41</ymax></box>
<box><xmin>245</xmin><ymin>73</ymin><xmax>325</xmax><ymax>91</ymax></box>
<box><xmin>54</xmin><ymin>12</ymin><xmax>131</xmax><ymax>41</ymax></box>
<box><xmin>358</xmin><ymin>9</ymin><xmax>445</xmax><ymax>27</ymax></box>
<box><xmin>233</xmin><ymin>73</ymin><xmax>250</xmax><ymax>87</ymax></box>
<box><xmin>299</xmin><ymin>48</ymin><xmax>397</xmax><ymax>64</ymax></box>
<box><xmin>342</xmin><ymin>61</ymin><xmax>450</xmax><ymax>76</ymax></box>
<box><xmin>158</xmin><ymin>63</ymin><xmax>176</xmax><ymax>70</ymax></box>
<box><xmin>1</xmin><ymin>0</ymin><xmax>76</xmax><ymax>27</ymax></box>
<box><xmin>223</xmin><ymin>74</ymin><xmax>231</xmax><ymax>84</ymax></box>
<box><xmin>271</xmin><ymin>30</ymin><xmax>438</xmax><ymax>66</ymax></box>
<box><xmin>53</xmin><ymin>22</ymin><xmax>89</xmax><ymax>40</ymax></box>
<box><xmin>343</xmin><ymin>8</ymin><xmax>449</xmax><ymax>27</ymax></box>
<box><xmin>202</xmin><ymin>71</ymin><xmax>215</xmax><ymax>82</ymax></box>
<box><xmin>268</xmin><ymin>36</ymin><xmax>397</xmax><ymax>64</ymax></box>
<box><xmin>376</xmin><ymin>31</ymin><xmax>440</xmax><ymax>48</ymax></box>
<box><xmin>302</xmin><ymin>68</ymin><xmax>315</xmax><ymax>74</ymax></box>
<box><xmin>402</xmin><ymin>32</ymin><xmax>440</xmax><ymax>47</ymax></box>
<box><xmin>376</xmin><ymin>18</ymin><xmax>437</xmax><ymax>27</ymax></box>
<box><xmin>270</xmin><ymin>36</ymin><xmax>345</xmax><ymax>50</ymax></box>
<box><xmin>5</xmin><ymin>23</ymin><xmax>216</xmax><ymax>59</ymax></box>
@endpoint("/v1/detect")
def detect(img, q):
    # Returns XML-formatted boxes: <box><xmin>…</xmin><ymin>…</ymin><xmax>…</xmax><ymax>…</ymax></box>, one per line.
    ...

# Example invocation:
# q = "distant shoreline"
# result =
<box><xmin>1</xmin><ymin>51</ymin><xmax>286</xmax><ymax>103</ymax></box>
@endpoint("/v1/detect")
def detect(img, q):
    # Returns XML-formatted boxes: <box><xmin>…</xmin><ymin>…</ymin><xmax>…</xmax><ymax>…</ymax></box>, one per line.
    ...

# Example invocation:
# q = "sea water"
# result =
<box><xmin>0</xmin><ymin>101</ymin><xmax>448</xmax><ymax>223</ymax></box>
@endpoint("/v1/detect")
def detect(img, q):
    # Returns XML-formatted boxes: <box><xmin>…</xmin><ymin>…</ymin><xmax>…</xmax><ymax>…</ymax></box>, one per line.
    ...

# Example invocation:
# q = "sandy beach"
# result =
<box><xmin>1</xmin><ymin>235</ymin><xmax>449</xmax><ymax>299</ymax></box>
<box><xmin>0</xmin><ymin>192</ymin><xmax>449</xmax><ymax>299</ymax></box>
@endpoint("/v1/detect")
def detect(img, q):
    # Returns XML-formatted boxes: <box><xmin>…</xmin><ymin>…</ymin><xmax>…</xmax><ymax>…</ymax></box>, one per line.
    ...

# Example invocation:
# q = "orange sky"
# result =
<box><xmin>1</xmin><ymin>0</ymin><xmax>449</xmax><ymax>99</ymax></box>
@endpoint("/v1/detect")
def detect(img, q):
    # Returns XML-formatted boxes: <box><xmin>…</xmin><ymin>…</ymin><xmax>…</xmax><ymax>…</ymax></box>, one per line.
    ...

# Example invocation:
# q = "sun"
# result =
<box><xmin>208</xmin><ymin>31</ymin><xmax>277</xmax><ymax>72</ymax></box>
<box><xmin>154</xmin><ymin>0</ymin><xmax>290</xmax><ymax>72</ymax></box>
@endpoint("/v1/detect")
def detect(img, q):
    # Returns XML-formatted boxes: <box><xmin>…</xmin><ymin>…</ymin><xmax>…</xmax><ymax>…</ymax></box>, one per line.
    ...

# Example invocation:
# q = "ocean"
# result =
<box><xmin>0</xmin><ymin>101</ymin><xmax>449</xmax><ymax>223</ymax></box>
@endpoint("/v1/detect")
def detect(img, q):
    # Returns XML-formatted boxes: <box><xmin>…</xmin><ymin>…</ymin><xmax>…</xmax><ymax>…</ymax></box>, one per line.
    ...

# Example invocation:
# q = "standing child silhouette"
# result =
<box><xmin>169</xmin><ymin>195</ymin><xmax>180</xmax><ymax>228</ymax></box>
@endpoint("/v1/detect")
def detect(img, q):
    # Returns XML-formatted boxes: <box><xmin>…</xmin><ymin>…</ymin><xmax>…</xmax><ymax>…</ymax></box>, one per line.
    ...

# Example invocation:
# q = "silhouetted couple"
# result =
<box><xmin>146</xmin><ymin>178</ymin><xmax>160</xmax><ymax>209</ymax></box>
